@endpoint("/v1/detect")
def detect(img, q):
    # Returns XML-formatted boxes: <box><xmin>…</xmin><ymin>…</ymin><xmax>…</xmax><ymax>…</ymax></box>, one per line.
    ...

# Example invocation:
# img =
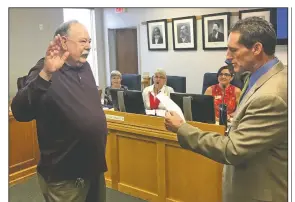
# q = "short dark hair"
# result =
<box><xmin>213</xmin><ymin>22</ymin><xmax>220</xmax><ymax>28</ymax></box>
<box><xmin>230</xmin><ymin>16</ymin><xmax>276</xmax><ymax>55</ymax></box>
<box><xmin>54</xmin><ymin>20</ymin><xmax>79</xmax><ymax>37</ymax></box>
<box><xmin>217</xmin><ymin>65</ymin><xmax>234</xmax><ymax>77</ymax></box>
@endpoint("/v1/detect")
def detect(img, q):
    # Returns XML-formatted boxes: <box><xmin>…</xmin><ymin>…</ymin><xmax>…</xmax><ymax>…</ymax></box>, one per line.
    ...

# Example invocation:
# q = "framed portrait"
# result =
<box><xmin>239</xmin><ymin>8</ymin><xmax>276</xmax><ymax>22</ymax></box>
<box><xmin>147</xmin><ymin>19</ymin><xmax>168</xmax><ymax>51</ymax></box>
<box><xmin>172</xmin><ymin>16</ymin><xmax>197</xmax><ymax>50</ymax></box>
<box><xmin>239</xmin><ymin>8</ymin><xmax>285</xmax><ymax>43</ymax></box>
<box><xmin>202</xmin><ymin>12</ymin><xmax>230</xmax><ymax>50</ymax></box>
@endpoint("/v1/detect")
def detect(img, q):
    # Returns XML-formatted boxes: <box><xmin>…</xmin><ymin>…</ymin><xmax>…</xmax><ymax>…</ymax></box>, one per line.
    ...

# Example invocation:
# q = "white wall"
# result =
<box><xmin>94</xmin><ymin>8</ymin><xmax>107</xmax><ymax>89</ymax></box>
<box><xmin>9</xmin><ymin>8</ymin><xmax>107</xmax><ymax>98</ymax></box>
<box><xmin>9</xmin><ymin>8</ymin><xmax>64</xmax><ymax>99</ymax></box>
<box><xmin>103</xmin><ymin>8</ymin><xmax>288</xmax><ymax>94</ymax></box>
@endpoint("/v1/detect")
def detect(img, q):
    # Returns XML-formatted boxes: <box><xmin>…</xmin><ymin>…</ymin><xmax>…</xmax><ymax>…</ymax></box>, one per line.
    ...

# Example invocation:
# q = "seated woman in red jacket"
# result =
<box><xmin>204</xmin><ymin>65</ymin><xmax>241</xmax><ymax>121</ymax></box>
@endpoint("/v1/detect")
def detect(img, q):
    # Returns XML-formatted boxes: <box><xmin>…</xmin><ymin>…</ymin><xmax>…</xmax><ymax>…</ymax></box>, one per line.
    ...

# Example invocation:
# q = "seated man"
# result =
<box><xmin>142</xmin><ymin>69</ymin><xmax>174</xmax><ymax>110</ymax></box>
<box><xmin>104</xmin><ymin>70</ymin><xmax>128</xmax><ymax>106</ymax></box>
<box><xmin>204</xmin><ymin>65</ymin><xmax>241</xmax><ymax>120</ymax></box>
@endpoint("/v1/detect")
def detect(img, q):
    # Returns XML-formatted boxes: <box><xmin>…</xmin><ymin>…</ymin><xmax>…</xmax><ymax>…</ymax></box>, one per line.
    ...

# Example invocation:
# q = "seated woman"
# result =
<box><xmin>104</xmin><ymin>70</ymin><xmax>128</xmax><ymax>106</ymax></box>
<box><xmin>142</xmin><ymin>69</ymin><xmax>174</xmax><ymax>110</ymax></box>
<box><xmin>204</xmin><ymin>65</ymin><xmax>241</xmax><ymax>121</ymax></box>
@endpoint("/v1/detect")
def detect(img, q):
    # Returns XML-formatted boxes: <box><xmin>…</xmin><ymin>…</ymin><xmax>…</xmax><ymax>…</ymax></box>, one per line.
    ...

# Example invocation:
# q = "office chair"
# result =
<box><xmin>121</xmin><ymin>74</ymin><xmax>142</xmax><ymax>91</ymax></box>
<box><xmin>151</xmin><ymin>75</ymin><xmax>186</xmax><ymax>93</ymax></box>
<box><xmin>202</xmin><ymin>72</ymin><xmax>243</xmax><ymax>94</ymax></box>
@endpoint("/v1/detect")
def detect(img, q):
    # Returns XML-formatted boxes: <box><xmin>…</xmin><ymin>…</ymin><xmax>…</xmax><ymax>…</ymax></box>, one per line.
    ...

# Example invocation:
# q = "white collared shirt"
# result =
<box><xmin>214</xmin><ymin>32</ymin><xmax>219</xmax><ymax>39</ymax></box>
<box><xmin>155</xmin><ymin>38</ymin><xmax>159</xmax><ymax>44</ymax></box>
<box><xmin>142</xmin><ymin>84</ymin><xmax>174</xmax><ymax>110</ymax></box>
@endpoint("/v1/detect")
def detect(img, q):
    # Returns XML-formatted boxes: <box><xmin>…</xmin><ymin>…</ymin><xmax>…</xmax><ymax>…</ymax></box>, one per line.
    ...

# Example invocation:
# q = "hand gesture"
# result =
<box><xmin>43</xmin><ymin>34</ymin><xmax>70</xmax><ymax>74</ymax></box>
<box><xmin>164</xmin><ymin>111</ymin><xmax>184</xmax><ymax>133</ymax></box>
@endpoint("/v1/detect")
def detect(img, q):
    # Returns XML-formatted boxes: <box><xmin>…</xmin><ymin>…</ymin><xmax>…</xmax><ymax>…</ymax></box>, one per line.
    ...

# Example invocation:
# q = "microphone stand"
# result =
<box><xmin>219</xmin><ymin>85</ymin><xmax>228</xmax><ymax>128</ymax></box>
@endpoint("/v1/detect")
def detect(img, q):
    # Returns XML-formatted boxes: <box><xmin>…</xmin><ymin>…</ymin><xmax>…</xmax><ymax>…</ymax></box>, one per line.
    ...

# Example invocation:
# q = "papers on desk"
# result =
<box><xmin>156</xmin><ymin>93</ymin><xmax>186</xmax><ymax>122</ymax></box>
<box><xmin>103</xmin><ymin>107</ymin><xmax>114</xmax><ymax>111</ymax></box>
<box><xmin>145</xmin><ymin>109</ymin><xmax>167</xmax><ymax>117</ymax></box>
<box><xmin>156</xmin><ymin>109</ymin><xmax>166</xmax><ymax>117</ymax></box>
<box><xmin>145</xmin><ymin>110</ymin><xmax>156</xmax><ymax>116</ymax></box>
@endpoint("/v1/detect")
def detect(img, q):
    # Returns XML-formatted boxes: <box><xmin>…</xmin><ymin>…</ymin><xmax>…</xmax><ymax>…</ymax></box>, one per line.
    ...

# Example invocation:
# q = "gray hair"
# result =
<box><xmin>154</xmin><ymin>68</ymin><xmax>167</xmax><ymax>78</ymax></box>
<box><xmin>54</xmin><ymin>20</ymin><xmax>79</xmax><ymax>37</ymax></box>
<box><xmin>230</xmin><ymin>16</ymin><xmax>276</xmax><ymax>56</ymax></box>
<box><xmin>110</xmin><ymin>70</ymin><xmax>122</xmax><ymax>78</ymax></box>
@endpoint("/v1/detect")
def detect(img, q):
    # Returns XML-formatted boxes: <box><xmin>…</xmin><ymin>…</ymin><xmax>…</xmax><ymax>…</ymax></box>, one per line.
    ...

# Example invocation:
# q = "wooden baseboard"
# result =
<box><xmin>166</xmin><ymin>198</ymin><xmax>180</xmax><ymax>202</ymax></box>
<box><xmin>105</xmin><ymin>178</ymin><xmax>112</xmax><ymax>188</ymax></box>
<box><xmin>118</xmin><ymin>183</ymin><xmax>158</xmax><ymax>202</ymax></box>
<box><xmin>9</xmin><ymin>165</ymin><xmax>37</xmax><ymax>187</ymax></box>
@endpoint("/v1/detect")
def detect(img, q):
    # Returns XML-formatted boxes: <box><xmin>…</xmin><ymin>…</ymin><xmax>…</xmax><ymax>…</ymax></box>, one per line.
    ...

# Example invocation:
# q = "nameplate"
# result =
<box><xmin>106</xmin><ymin>114</ymin><xmax>124</xmax><ymax>121</ymax></box>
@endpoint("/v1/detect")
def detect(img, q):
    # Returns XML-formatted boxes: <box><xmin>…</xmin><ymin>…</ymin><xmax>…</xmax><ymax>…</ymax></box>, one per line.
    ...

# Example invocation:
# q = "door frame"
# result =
<box><xmin>107</xmin><ymin>25</ymin><xmax>141</xmax><ymax>76</ymax></box>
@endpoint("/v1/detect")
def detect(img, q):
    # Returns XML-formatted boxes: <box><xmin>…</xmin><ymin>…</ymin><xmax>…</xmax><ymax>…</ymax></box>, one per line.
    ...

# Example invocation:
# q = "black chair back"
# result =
<box><xmin>167</xmin><ymin>76</ymin><xmax>186</xmax><ymax>93</ymax></box>
<box><xmin>121</xmin><ymin>74</ymin><xmax>141</xmax><ymax>91</ymax></box>
<box><xmin>151</xmin><ymin>75</ymin><xmax>186</xmax><ymax>93</ymax></box>
<box><xmin>202</xmin><ymin>73</ymin><xmax>243</xmax><ymax>94</ymax></box>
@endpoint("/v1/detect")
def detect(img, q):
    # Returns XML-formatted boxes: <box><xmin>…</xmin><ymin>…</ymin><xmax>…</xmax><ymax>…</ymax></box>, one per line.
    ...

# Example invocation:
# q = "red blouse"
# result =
<box><xmin>149</xmin><ymin>92</ymin><xmax>161</xmax><ymax>109</ymax></box>
<box><xmin>211</xmin><ymin>84</ymin><xmax>237</xmax><ymax>118</ymax></box>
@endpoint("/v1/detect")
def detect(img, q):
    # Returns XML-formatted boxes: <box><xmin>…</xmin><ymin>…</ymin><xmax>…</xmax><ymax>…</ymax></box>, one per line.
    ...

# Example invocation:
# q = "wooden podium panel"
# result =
<box><xmin>117</xmin><ymin>136</ymin><xmax>158</xmax><ymax>194</ymax></box>
<box><xmin>104</xmin><ymin>110</ymin><xmax>225</xmax><ymax>202</ymax></box>
<box><xmin>165</xmin><ymin>145</ymin><xmax>222</xmax><ymax>202</ymax></box>
<box><xmin>9</xmin><ymin>114</ymin><xmax>39</xmax><ymax>185</ymax></box>
<box><xmin>9</xmin><ymin>110</ymin><xmax>225</xmax><ymax>202</ymax></box>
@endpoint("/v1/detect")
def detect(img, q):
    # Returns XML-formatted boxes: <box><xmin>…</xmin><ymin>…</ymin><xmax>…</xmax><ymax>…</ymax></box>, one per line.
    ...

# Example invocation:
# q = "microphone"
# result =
<box><xmin>221</xmin><ymin>83</ymin><xmax>226</xmax><ymax>89</ymax></box>
<box><xmin>221</xmin><ymin>84</ymin><xmax>226</xmax><ymax>104</ymax></box>
<box><xmin>219</xmin><ymin>84</ymin><xmax>227</xmax><ymax>128</ymax></box>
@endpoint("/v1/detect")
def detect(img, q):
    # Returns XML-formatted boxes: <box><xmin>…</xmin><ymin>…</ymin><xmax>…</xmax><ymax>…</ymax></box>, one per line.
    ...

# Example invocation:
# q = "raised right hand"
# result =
<box><xmin>40</xmin><ymin>35</ymin><xmax>70</xmax><ymax>80</ymax></box>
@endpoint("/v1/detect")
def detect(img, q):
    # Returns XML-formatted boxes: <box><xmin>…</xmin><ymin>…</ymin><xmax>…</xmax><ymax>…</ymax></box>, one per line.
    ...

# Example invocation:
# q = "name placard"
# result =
<box><xmin>106</xmin><ymin>114</ymin><xmax>124</xmax><ymax>121</ymax></box>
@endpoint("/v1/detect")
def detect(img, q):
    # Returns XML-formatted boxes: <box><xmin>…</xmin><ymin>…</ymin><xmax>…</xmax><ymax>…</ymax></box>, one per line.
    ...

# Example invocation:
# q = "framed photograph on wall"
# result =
<box><xmin>147</xmin><ymin>19</ymin><xmax>168</xmax><ymax>51</ymax></box>
<box><xmin>239</xmin><ymin>8</ymin><xmax>276</xmax><ymax>22</ymax></box>
<box><xmin>172</xmin><ymin>16</ymin><xmax>197</xmax><ymax>50</ymax></box>
<box><xmin>202</xmin><ymin>12</ymin><xmax>230</xmax><ymax>50</ymax></box>
<box><xmin>239</xmin><ymin>8</ymin><xmax>280</xmax><ymax>42</ymax></box>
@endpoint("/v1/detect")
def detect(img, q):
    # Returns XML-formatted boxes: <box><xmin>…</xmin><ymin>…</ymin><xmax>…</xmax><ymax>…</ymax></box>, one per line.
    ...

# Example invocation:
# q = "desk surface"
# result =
<box><xmin>105</xmin><ymin>109</ymin><xmax>225</xmax><ymax>140</ymax></box>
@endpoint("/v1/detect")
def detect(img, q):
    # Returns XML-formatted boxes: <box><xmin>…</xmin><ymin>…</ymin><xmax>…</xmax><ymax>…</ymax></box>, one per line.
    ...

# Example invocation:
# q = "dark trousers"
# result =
<box><xmin>37</xmin><ymin>172</ymin><xmax>106</xmax><ymax>202</ymax></box>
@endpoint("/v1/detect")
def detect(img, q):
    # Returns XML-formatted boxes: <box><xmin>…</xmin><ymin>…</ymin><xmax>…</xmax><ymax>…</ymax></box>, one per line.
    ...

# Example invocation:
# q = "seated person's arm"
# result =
<box><xmin>104</xmin><ymin>87</ymin><xmax>112</xmax><ymax>105</ymax></box>
<box><xmin>228</xmin><ymin>87</ymin><xmax>242</xmax><ymax>120</ymax></box>
<box><xmin>204</xmin><ymin>87</ymin><xmax>212</xmax><ymax>96</ymax></box>
<box><xmin>170</xmin><ymin>87</ymin><xmax>175</xmax><ymax>93</ymax></box>
<box><xmin>142</xmin><ymin>87</ymin><xmax>148</xmax><ymax>109</ymax></box>
<box><xmin>204</xmin><ymin>87</ymin><xmax>220</xmax><ymax>121</ymax></box>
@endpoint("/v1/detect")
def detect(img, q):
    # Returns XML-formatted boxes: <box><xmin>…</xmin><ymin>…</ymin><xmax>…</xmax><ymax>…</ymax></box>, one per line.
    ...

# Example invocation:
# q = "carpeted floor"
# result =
<box><xmin>9</xmin><ymin>175</ymin><xmax>147</xmax><ymax>202</ymax></box>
